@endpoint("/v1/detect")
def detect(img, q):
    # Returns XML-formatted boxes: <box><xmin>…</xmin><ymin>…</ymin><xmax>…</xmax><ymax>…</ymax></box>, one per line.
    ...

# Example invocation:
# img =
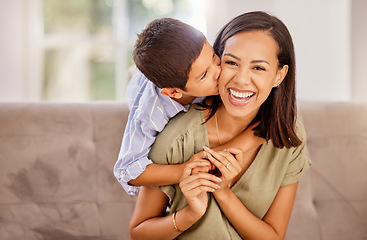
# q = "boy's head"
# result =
<box><xmin>133</xmin><ymin>18</ymin><xmax>220</xmax><ymax>100</ymax></box>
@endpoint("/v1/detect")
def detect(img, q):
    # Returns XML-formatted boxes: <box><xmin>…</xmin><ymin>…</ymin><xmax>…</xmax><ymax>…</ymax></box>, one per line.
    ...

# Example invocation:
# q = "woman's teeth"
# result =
<box><xmin>229</xmin><ymin>89</ymin><xmax>255</xmax><ymax>101</ymax></box>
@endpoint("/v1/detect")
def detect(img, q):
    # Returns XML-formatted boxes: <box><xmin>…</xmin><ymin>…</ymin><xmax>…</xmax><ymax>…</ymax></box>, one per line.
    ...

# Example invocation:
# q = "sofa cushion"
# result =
<box><xmin>0</xmin><ymin>102</ymin><xmax>136</xmax><ymax>240</ymax></box>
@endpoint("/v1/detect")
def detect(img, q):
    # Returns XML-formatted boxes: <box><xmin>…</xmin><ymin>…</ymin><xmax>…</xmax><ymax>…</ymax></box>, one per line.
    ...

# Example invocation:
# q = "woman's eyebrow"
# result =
<box><xmin>223</xmin><ymin>53</ymin><xmax>241</xmax><ymax>61</ymax></box>
<box><xmin>224</xmin><ymin>53</ymin><xmax>270</xmax><ymax>65</ymax></box>
<box><xmin>251</xmin><ymin>60</ymin><xmax>270</xmax><ymax>65</ymax></box>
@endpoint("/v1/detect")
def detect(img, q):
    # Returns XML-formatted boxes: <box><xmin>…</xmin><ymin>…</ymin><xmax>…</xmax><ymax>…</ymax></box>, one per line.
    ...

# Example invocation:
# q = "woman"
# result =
<box><xmin>129</xmin><ymin>11</ymin><xmax>311</xmax><ymax>239</ymax></box>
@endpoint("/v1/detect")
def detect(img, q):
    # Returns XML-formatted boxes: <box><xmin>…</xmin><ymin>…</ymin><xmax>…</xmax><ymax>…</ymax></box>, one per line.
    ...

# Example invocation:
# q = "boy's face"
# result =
<box><xmin>182</xmin><ymin>41</ymin><xmax>221</xmax><ymax>97</ymax></box>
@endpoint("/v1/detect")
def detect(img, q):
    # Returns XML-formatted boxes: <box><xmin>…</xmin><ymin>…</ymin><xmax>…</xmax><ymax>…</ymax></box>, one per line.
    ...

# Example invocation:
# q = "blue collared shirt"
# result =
<box><xmin>114</xmin><ymin>70</ymin><xmax>205</xmax><ymax>195</ymax></box>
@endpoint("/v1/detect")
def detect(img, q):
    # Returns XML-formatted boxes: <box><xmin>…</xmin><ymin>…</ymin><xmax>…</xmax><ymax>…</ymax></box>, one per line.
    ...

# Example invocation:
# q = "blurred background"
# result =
<box><xmin>0</xmin><ymin>0</ymin><xmax>366</xmax><ymax>103</ymax></box>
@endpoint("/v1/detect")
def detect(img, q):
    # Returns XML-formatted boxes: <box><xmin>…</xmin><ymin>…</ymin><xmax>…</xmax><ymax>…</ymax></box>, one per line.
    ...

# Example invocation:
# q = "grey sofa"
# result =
<box><xmin>0</xmin><ymin>102</ymin><xmax>366</xmax><ymax>240</ymax></box>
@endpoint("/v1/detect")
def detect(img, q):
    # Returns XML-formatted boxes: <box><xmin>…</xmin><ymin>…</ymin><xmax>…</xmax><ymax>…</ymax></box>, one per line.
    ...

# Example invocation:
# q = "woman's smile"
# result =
<box><xmin>227</xmin><ymin>88</ymin><xmax>255</xmax><ymax>107</ymax></box>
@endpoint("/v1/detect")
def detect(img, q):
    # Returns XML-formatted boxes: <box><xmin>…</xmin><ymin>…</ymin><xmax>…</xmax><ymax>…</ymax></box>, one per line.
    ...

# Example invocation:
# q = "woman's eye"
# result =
<box><xmin>225</xmin><ymin>61</ymin><xmax>237</xmax><ymax>66</ymax></box>
<box><xmin>254</xmin><ymin>66</ymin><xmax>265</xmax><ymax>71</ymax></box>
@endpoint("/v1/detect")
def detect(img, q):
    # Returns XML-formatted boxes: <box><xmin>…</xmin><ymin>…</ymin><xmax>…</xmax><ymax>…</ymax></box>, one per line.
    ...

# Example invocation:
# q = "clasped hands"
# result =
<box><xmin>179</xmin><ymin>147</ymin><xmax>243</xmax><ymax>219</ymax></box>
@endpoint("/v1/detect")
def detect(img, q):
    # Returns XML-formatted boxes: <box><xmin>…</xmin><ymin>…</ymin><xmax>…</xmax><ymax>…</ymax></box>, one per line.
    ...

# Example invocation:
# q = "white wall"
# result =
<box><xmin>0</xmin><ymin>0</ymin><xmax>24</xmax><ymax>101</ymax></box>
<box><xmin>205</xmin><ymin>0</ymin><xmax>277</xmax><ymax>43</ymax></box>
<box><xmin>278</xmin><ymin>0</ymin><xmax>351</xmax><ymax>102</ymax></box>
<box><xmin>0</xmin><ymin>0</ymin><xmax>41</xmax><ymax>102</ymax></box>
<box><xmin>351</xmin><ymin>0</ymin><xmax>367</xmax><ymax>102</ymax></box>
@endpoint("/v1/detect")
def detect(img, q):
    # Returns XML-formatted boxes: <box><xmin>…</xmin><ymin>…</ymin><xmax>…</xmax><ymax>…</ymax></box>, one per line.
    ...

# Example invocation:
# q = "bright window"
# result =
<box><xmin>40</xmin><ymin>0</ymin><xmax>207</xmax><ymax>101</ymax></box>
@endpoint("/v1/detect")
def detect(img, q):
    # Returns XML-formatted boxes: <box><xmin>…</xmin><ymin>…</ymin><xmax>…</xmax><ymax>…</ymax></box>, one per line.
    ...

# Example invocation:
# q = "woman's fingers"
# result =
<box><xmin>180</xmin><ymin>172</ymin><xmax>222</xmax><ymax>196</ymax></box>
<box><xmin>185</xmin><ymin>185</ymin><xmax>217</xmax><ymax>196</ymax></box>
<box><xmin>202</xmin><ymin>146</ymin><xmax>245</xmax><ymax>189</ymax></box>
<box><xmin>223</xmin><ymin>147</ymin><xmax>243</xmax><ymax>156</ymax></box>
<box><xmin>206</xmin><ymin>153</ymin><xmax>227</xmax><ymax>173</ymax></box>
<box><xmin>219</xmin><ymin>150</ymin><xmax>242</xmax><ymax>171</ymax></box>
<box><xmin>182</xmin><ymin>172</ymin><xmax>222</xmax><ymax>186</ymax></box>
<box><xmin>182</xmin><ymin>181</ymin><xmax>218</xmax><ymax>195</ymax></box>
<box><xmin>188</xmin><ymin>151</ymin><xmax>210</xmax><ymax>164</ymax></box>
<box><xmin>203</xmin><ymin>146</ymin><xmax>241</xmax><ymax>172</ymax></box>
<box><xmin>181</xmin><ymin>173</ymin><xmax>222</xmax><ymax>190</ymax></box>
<box><xmin>191</xmin><ymin>164</ymin><xmax>210</xmax><ymax>175</ymax></box>
<box><xmin>182</xmin><ymin>155</ymin><xmax>211</xmax><ymax>178</ymax></box>
<box><xmin>193</xmin><ymin>149</ymin><xmax>216</xmax><ymax>170</ymax></box>
<box><xmin>203</xmin><ymin>146</ymin><xmax>227</xmax><ymax>168</ymax></box>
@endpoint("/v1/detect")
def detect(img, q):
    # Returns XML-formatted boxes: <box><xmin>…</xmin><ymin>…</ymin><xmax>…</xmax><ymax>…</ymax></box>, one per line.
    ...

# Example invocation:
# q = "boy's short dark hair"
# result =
<box><xmin>133</xmin><ymin>18</ymin><xmax>206</xmax><ymax>90</ymax></box>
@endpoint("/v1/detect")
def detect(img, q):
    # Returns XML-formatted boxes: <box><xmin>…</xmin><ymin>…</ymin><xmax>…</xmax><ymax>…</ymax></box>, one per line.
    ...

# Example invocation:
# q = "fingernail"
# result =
<box><xmin>203</xmin><ymin>146</ymin><xmax>210</xmax><ymax>151</ymax></box>
<box><xmin>216</xmin><ymin>177</ymin><xmax>222</xmax><ymax>182</ymax></box>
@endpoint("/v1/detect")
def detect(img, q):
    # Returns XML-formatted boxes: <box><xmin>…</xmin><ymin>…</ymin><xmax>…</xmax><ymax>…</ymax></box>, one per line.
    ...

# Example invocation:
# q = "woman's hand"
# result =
<box><xmin>203</xmin><ymin>146</ymin><xmax>243</xmax><ymax>192</ymax></box>
<box><xmin>179</xmin><ymin>151</ymin><xmax>222</xmax><ymax>219</ymax></box>
<box><xmin>179</xmin><ymin>151</ymin><xmax>213</xmax><ymax>182</ymax></box>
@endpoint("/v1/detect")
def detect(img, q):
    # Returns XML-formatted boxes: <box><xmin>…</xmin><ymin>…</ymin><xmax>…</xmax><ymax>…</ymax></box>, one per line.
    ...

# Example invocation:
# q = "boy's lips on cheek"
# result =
<box><xmin>227</xmin><ymin>88</ymin><xmax>255</xmax><ymax>107</ymax></box>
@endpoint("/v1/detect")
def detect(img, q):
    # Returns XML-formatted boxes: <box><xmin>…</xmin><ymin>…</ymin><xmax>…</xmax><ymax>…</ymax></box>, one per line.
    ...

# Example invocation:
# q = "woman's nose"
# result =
<box><xmin>234</xmin><ymin>69</ymin><xmax>250</xmax><ymax>85</ymax></box>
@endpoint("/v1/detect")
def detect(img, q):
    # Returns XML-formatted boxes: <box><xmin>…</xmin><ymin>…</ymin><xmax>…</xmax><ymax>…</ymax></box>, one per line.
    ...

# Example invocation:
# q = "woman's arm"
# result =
<box><xmin>205</xmin><ymin>147</ymin><xmax>298</xmax><ymax>239</ymax></box>
<box><xmin>214</xmin><ymin>182</ymin><xmax>297</xmax><ymax>240</ymax></box>
<box><xmin>129</xmin><ymin>156</ymin><xmax>222</xmax><ymax>240</ymax></box>
<box><xmin>130</xmin><ymin>186</ymin><xmax>207</xmax><ymax>240</ymax></box>
<box><xmin>129</xmin><ymin>186</ymin><xmax>174</xmax><ymax>240</ymax></box>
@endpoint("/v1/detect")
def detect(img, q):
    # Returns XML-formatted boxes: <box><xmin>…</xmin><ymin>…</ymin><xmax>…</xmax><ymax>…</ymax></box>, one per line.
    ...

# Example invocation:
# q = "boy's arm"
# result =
<box><xmin>129</xmin><ymin>163</ymin><xmax>184</xmax><ymax>186</ymax></box>
<box><xmin>130</xmin><ymin>150</ymin><xmax>211</xmax><ymax>187</ymax></box>
<box><xmin>131</xmin><ymin>123</ymin><xmax>265</xmax><ymax>187</ymax></box>
<box><xmin>212</xmin><ymin>122</ymin><xmax>266</xmax><ymax>152</ymax></box>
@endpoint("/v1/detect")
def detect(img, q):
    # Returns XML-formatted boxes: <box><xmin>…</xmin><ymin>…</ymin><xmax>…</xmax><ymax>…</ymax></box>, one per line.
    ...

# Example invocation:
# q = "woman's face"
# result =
<box><xmin>218</xmin><ymin>30</ymin><xmax>288</xmax><ymax>119</ymax></box>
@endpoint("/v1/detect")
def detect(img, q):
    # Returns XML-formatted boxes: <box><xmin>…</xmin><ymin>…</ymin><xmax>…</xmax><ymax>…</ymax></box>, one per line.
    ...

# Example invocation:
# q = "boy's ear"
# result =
<box><xmin>160</xmin><ymin>88</ymin><xmax>183</xmax><ymax>99</ymax></box>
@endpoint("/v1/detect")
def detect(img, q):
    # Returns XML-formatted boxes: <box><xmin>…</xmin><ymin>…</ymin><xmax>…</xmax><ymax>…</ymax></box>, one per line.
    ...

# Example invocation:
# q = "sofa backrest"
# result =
<box><xmin>286</xmin><ymin>102</ymin><xmax>367</xmax><ymax>240</ymax></box>
<box><xmin>1</xmin><ymin>102</ymin><xmax>366</xmax><ymax>240</ymax></box>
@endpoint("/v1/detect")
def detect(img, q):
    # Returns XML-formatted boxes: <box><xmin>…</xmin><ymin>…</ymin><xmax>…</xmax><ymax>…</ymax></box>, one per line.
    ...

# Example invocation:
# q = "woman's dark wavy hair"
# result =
<box><xmin>208</xmin><ymin>11</ymin><xmax>301</xmax><ymax>148</ymax></box>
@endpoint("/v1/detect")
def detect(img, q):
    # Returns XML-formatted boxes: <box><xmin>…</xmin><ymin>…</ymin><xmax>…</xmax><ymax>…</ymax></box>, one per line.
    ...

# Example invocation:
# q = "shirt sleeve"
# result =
<box><xmin>281</xmin><ymin>121</ymin><xmax>312</xmax><ymax>186</ymax></box>
<box><xmin>113</xmin><ymin>115</ymin><xmax>160</xmax><ymax>195</ymax></box>
<box><xmin>125</xmin><ymin>69</ymin><xmax>145</xmax><ymax>110</ymax></box>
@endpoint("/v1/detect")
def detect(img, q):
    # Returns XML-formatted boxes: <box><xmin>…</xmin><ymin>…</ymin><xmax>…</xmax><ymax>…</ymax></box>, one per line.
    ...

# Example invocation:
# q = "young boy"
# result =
<box><xmin>114</xmin><ymin>18</ymin><xmax>264</xmax><ymax>195</ymax></box>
